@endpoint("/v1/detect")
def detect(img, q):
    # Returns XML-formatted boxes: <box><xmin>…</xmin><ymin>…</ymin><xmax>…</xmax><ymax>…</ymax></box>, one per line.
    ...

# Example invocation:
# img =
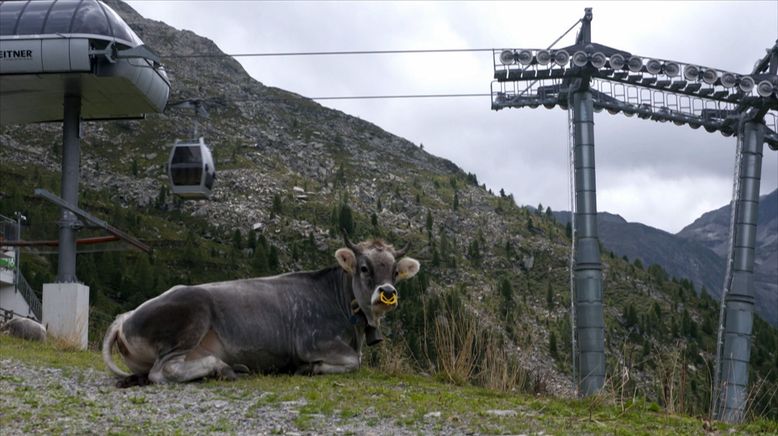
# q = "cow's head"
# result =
<box><xmin>335</xmin><ymin>232</ymin><xmax>420</xmax><ymax>329</ymax></box>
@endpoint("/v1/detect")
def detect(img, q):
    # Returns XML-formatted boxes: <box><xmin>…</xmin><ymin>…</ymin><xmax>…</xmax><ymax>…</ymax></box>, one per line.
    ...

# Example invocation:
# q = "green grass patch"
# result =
<box><xmin>3</xmin><ymin>323</ymin><xmax>777</xmax><ymax>434</ymax></box>
<box><xmin>1</xmin><ymin>335</ymin><xmax>104</xmax><ymax>371</ymax></box>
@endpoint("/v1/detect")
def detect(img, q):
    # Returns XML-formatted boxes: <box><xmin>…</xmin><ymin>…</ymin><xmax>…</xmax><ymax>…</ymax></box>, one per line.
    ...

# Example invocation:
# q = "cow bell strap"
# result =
<box><xmin>349</xmin><ymin>299</ymin><xmax>363</xmax><ymax>325</ymax></box>
<box><xmin>349</xmin><ymin>299</ymin><xmax>383</xmax><ymax>346</ymax></box>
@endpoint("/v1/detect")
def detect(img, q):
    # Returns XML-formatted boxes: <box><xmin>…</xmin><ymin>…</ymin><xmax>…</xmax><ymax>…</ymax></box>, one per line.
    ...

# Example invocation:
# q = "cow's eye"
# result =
<box><xmin>360</xmin><ymin>265</ymin><xmax>369</xmax><ymax>274</ymax></box>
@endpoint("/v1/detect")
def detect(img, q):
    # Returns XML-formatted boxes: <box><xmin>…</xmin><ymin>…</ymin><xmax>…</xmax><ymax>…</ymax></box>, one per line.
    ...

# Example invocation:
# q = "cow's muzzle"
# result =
<box><xmin>378</xmin><ymin>285</ymin><xmax>398</xmax><ymax>306</ymax></box>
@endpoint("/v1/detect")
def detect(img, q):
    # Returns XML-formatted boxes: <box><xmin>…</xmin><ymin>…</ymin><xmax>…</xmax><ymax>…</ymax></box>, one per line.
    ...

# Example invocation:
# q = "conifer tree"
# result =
<box><xmin>155</xmin><ymin>186</ymin><xmax>167</xmax><ymax>209</ymax></box>
<box><xmin>253</xmin><ymin>243</ymin><xmax>269</xmax><ymax>275</ymax></box>
<box><xmin>467</xmin><ymin>240</ymin><xmax>481</xmax><ymax>265</ymax></box>
<box><xmin>272</xmin><ymin>193</ymin><xmax>283</xmax><ymax>215</ymax></box>
<box><xmin>546</xmin><ymin>282</ymin><xmax>554</xmax><ymax>309</ymax></box>
<box><xmin>499</xmin><ymin>277</ymin><xmax>514</xmax><ymax>319</ymax></box>
<box><xmin>339</xmin><ymin>202</ymin><xmax>355</xmax><ymax>235</ymax></box>
<box><xmin>247</xmin><ymin>229</ymin><xmax>257</xmax><ymax>250</ymax></box>
<box><xmin>431</xmin><ymin>243</ymin><xmax>441</xmax><ymax>267</ymax></box>
<box><xmin>232</xmin><ymin>229</ymin><xmax>242</xmax><ymax>250</ymax></box>
<box><xmin>268</xmin><ymin>245</ymin><xmax>280</xmax><ymax>273</ymax></box>
<box><xmin>549</xmin><ymin>331</ymin><xmax>558</xmax><ymax>359</ymax></box>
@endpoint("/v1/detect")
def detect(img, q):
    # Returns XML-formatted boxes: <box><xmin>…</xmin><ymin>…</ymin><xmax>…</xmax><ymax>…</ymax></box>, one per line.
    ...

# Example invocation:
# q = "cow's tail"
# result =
<box><xmin>102</xmin><ymin>314</ymin><xmax>131</xmax><ymax>377</ymax></box>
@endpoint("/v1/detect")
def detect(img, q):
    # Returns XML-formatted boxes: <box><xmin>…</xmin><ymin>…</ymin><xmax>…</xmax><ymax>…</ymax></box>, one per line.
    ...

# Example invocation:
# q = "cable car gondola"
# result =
<box><xmin>166</xmin><ymin>99</ymin><xmax>215</xmax><ymax>199</ymax></box>
<box><xmin>167</xmin><ymin>137</ymin><xmax>215</xmax><ymax>199</ymax></box>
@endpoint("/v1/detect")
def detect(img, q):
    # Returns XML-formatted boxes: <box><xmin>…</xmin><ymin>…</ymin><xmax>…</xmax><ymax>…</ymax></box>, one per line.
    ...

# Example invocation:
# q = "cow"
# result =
<box><xmin>1</xmin><ymin>316</ymin><xmax>47</xmax><ymax>342</ymax></box>
<box><xmin>102</xmin><ymin>233</ymin><xmax>420</xmax><ymax>386</ymax></box>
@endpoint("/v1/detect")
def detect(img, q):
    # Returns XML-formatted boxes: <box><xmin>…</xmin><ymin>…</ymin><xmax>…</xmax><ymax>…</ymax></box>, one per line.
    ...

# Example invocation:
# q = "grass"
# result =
<box><xmin>2</xmin><ymin>334</ymin><xmax>104</xmax><ymax>371</ymax></box>
<box><xmin>2</xmin><ymin>336</ymin><xmax>776</xmax><ymax>434</ymax></box>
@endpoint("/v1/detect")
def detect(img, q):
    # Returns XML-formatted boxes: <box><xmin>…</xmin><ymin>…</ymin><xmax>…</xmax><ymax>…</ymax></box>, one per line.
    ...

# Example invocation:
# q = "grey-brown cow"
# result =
<box><xmin>102</xmin><ymin>234</ymin><xmax>419</xmax><ymax>386</ymax></box>
<box><xmin>1</xmin><ymin>317</ymin><xmax>46</xmax><ymax>342</ymax></box>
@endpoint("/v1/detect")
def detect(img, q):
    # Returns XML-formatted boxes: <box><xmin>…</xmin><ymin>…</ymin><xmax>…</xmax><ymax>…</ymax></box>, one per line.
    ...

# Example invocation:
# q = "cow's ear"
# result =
<box><xmin>335</xmin><ymin>248</ymin><xmax>356</xmax><ymax>274</ymax></box>
<box><xmin>396</xmin><ymin>257</ymin><xmax>420</xmax><ymax>281</ymax></box>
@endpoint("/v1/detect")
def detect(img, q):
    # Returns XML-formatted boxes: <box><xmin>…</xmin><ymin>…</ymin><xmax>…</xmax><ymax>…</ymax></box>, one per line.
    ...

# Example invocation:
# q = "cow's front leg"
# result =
<box><xmin>149</xmin><ymin>354</ymin><xmax>235</xmax><ymax>383</ymax></box>
<box><xmin>312</xmin><ymin>356</ymin><xmax>359</xmax><ymax>374</ymax></box>
<box><xmin>307</xmin><ymin>342</ymin><xmax>361</xmax><ymax>375</ymax></box>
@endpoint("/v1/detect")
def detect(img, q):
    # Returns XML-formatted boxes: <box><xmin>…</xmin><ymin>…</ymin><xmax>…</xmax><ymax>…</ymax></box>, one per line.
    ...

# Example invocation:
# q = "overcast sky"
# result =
<box><xmin>127</xmin><ymin>0</ymin><xmax>778</xmax><ymax>233</ymax></box>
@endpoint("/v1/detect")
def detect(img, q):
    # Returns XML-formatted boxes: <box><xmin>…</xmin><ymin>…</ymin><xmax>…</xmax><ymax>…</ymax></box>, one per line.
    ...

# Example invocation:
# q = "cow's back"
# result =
<box><xmin>1</xmin><ymin>317</ymin><xmax>46</xmax><ymax>342</ymax></box>
<box><xmin>203</xmin><ymin>271</ymin><xmax>356</xmax><ymax>372</ymax></box>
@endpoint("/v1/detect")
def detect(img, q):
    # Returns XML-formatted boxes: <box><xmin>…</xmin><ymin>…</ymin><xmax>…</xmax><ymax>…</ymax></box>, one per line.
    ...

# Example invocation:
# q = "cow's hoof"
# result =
<box><xmin>116</xmin><ymin>373</ymin><xmax>151</xmax><ymax>388</ymax></box>
<box><xmin>231</xmin><ymin>364</ymin><xmax>250</xmax><ymax>374</ymax></box>
<box><xmin>217</xmin><ymin>367</ymin><xmax>237</xmax><ymax>381</ymax></box>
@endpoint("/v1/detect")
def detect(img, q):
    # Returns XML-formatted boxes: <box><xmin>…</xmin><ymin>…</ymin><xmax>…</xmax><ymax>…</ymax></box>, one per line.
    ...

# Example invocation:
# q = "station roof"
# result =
<box><xmin>0</xmin><ymin>0</ymin><xmax>169</xmax><ymax>124</ymax></box>
<box><xmin>0</xmin><ymin>0</ymin><xmax>142</xmax><ymax>47</ymax></box>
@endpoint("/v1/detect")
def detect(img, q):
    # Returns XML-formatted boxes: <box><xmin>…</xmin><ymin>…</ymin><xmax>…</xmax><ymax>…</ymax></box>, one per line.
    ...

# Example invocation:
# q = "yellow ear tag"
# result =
<box><xmin>379</xmin><ymin>292</ymin><xmax>398</xmax><ymax>305</ymax></box>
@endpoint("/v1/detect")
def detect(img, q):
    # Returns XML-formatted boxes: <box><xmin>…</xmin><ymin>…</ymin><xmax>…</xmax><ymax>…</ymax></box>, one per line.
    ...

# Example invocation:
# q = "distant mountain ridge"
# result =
<box><xmin>554</xmin><ymin>189</ymin><xmax>777</xmax><ymax>326</ymax></box>
<box><xmin>552</xmin><ymin>211</ymin><xmax>726</xmax><ymax>300</ymax></box>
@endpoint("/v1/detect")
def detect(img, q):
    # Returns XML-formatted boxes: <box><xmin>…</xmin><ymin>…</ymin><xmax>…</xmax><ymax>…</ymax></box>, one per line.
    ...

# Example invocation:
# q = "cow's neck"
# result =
<box><xmin>313</xmin><ymin>266</ymin><xmax>358</xmax><ymax>323</ymax></box>
<box><xmin>334</xmin><ymin>267</ymin><xmax>367</xmax><ymax>349</ymax></box>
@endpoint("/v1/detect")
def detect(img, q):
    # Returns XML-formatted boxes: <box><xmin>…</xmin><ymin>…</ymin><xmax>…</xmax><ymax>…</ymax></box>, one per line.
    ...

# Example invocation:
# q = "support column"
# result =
<box><xmin>43</xmin><ymin>93</ymin><xmax>89</xmax><ymax>349</ymax></box>
<box><xmin>717</xmin><ymin>121</ymin><xmax>764</xmax><ymax>423</ymax></box>
<box><xmin>572</xmin><ymin>89</ymin><xmax>605</xmax><ymax>396</ymax></box>
<box><xmin>57</xmin><ymin>94</ymin><xmax>81</xmax><ymax>283</ymax></box>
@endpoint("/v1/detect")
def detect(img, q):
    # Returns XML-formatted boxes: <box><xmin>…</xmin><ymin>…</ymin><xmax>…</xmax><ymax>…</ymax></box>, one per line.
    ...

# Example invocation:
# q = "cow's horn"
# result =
<box><xmin>341</xmin><ymin>228</ymin><xmax>361</xmax><ymax>253</ymax></box>
<box><xmin>394</xmin><ymin>241</ymin><xmax>411</xmax><ymax>258</ymax></box>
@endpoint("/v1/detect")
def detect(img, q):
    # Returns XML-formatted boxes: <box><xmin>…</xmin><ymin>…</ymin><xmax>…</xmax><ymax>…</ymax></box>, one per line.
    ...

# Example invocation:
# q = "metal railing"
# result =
<box><xmin>16</xmin><ymin>272</ymin><xmax>42</xmax><ymax>322</ymax></box>
<box><xmin>0</xmin><ymin>214</ymin><xmax>42</xmax><ymax>321</ymax></box>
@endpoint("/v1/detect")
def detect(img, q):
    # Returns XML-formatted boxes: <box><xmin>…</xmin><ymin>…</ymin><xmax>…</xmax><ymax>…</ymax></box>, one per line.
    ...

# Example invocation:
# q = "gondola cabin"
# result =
<box><xmin>167</xmin><ymin>138</ymin><xmax>215</xmax><ymax>199</ymax></box>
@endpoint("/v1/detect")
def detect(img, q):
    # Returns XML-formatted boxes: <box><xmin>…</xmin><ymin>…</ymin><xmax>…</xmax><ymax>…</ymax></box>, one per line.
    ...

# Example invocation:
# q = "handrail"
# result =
<box><xmin>16</xmin><ymin>272</ymin><xmax>42</xmax><ymax>322</ymax></box>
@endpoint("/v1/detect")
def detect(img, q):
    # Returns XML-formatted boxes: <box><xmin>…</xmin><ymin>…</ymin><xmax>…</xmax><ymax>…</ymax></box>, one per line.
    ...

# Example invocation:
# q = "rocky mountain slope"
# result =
<box><xmin>1</xmin><ymin>0</ymin><xmax>776</xmax><ymax>416</ymax></box>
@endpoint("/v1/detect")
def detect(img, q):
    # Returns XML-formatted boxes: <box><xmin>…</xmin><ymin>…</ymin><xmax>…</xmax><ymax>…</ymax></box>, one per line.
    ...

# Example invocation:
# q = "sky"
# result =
<box><xmin>126</xmin><ymin>1</ymin><xmax>778</xmax><ymax>234</ymax></box>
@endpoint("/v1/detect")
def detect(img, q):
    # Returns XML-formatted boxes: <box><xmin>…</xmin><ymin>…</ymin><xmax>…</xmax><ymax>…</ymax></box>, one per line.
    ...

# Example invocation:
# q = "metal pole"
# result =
<box><xmin>572</xmin><ymin>87</ymin><xmax>605</xmax><ymax>396</ymax></box>
<box><xmin>711</xmin><ymin>129</ymin><xmax>743</xmax><ymax>419</ymax></box>
<box><xmin>716</xmin><ymin>120</ymin><xmax>764</xmax><ymax>423</ymax></box>
<box><xmin>567</xmin><ymin>106</ymin><xmax>579</xmax><ymax>396</ymax></box>
<box><xmin>14</xmin><ymin>212</ymin><xmax>21</xmax><ymax>292</ymax></box>
<box><xmin>56</xmin><ymin>94</ymin><xmax>81</xmax><ymax>283</ymax></box>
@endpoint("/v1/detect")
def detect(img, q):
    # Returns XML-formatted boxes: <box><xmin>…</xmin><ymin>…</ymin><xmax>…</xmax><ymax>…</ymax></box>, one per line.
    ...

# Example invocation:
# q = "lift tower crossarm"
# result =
<box><xmin>34</xmin><ymin>189</ymin><xmax>151</xmax><ymax>254</ymax></box>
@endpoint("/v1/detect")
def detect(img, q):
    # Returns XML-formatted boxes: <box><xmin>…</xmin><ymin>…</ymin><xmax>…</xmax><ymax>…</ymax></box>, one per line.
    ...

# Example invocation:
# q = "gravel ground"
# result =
<box><xmin>0</xmin><ymin>358</ymin><xmax>463</xmax><ymax>435</ymax></box>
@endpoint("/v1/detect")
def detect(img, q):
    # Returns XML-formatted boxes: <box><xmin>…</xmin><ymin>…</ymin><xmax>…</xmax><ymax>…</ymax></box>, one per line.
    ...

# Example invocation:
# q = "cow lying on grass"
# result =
<box><xmin>102</xmin><ymin>233</ymin><xmax>420</xmax><ymax>386</ymax></box>
<box><xmin>1</xmin><ymin>317</ymin><xmax>47</xmax><ymax>342</ymax></box>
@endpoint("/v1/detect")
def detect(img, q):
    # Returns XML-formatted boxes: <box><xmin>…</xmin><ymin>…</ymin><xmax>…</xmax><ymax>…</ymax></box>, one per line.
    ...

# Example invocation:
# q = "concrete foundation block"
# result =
<box><xmin>42</xmin><ymin>282</ymin><xmax>89</xmax><ymax>349</ymax></box>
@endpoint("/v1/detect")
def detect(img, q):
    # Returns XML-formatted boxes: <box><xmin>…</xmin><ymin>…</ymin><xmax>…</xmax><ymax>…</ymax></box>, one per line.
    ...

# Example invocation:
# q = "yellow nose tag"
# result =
<box><xmin>379</xmin><ymin>292</ymin><xmax>398</xmax><ymax>305</ymax></box>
